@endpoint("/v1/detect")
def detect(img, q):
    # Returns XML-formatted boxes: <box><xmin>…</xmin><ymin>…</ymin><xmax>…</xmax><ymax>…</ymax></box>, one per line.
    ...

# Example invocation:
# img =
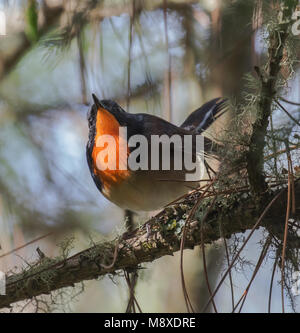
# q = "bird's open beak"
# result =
<box><xmin>92</xmin><ymin>93</ymin><xmax>102</xmax><ymax>110</ymax></box>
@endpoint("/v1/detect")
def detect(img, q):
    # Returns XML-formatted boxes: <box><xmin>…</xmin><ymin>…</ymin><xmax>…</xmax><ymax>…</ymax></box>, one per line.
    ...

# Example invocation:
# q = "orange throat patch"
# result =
<box><xmin>91</xmin><ymin>106</ymin><xmax>130</xmax><ymax>193</ymax></box>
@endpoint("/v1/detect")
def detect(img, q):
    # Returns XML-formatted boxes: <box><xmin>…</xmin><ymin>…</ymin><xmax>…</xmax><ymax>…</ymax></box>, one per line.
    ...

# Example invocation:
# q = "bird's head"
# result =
<box><xmin>87</xmin><ymin>94</ymin><xmax>129</xmax><ymax>139</ymax></box>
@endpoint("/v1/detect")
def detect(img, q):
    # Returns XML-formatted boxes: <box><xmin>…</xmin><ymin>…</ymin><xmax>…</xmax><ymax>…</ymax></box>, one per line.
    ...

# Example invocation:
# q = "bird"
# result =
<box><xmin>86</xmin><ymin>94</ymin><xmax>227</xmax><ymax>211</ymax></box>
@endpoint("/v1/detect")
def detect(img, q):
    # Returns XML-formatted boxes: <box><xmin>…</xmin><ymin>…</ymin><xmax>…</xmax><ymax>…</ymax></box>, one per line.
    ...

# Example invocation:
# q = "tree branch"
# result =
<box><xmin>0</xmin><ymin>181</ymin><xmax>299</xmax><ymax>309</ymax></box>
<box><xmin>0</xmin><ymin>4</ymin><xmax>63</xmax><ymax>81</ymax></box>
<box><xmin>247</xmin><ymin>2</ymin><xmax>298</xmax><ymax>195</ymax></box>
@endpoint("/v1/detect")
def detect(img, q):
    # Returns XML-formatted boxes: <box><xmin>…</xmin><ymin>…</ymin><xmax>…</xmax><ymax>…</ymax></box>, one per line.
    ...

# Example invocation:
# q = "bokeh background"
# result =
<box><xmin>0</xmin><ymin>0</ymin><xmax>299</xmax><ymax>312</ymax></box>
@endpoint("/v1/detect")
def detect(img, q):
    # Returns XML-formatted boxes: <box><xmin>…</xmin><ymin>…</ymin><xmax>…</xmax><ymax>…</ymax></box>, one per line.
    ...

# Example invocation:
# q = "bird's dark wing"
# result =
<box><xmin>133</xmin><ymin>113</ymin><xmax>190</xmax><ymax>137</ymax></box>
<box><xmin>180</xmin><ymin>98</ymin><xmax>228</xmax><ymax>134</ymax></box>
<box><xmin>127</xmin><ymin>113</ymin><xmax>216</xmax><ymax>171</ymax></box>
<box><xmin>131</xmin><ymin>112</ymin><xmax>216</xmax><ymax>154</ymax></box>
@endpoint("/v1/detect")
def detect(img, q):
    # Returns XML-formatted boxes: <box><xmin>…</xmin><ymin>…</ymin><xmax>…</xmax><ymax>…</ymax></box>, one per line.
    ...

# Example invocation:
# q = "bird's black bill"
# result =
<box><xmin>92</xmin><ymin>93</ymin><xmax>102</xmax><ymax>110</ymax></box>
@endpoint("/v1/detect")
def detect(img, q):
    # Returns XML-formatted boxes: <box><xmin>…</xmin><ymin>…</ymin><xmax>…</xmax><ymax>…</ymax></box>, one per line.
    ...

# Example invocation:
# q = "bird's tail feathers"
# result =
<box><xmin>180</xmin><ymin>98</ymin><xmax>228</xmax><ymax>134</ymax></box>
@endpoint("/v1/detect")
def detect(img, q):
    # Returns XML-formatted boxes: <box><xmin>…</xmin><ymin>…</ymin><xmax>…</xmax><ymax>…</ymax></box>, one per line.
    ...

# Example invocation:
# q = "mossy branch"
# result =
<box><xmin>0</xmin><ymin>181</ymin><xmax>299</xmax><ymax>309</ymax></box>
<box><xmin>247</xmin><ymin>1</ymin><xmax>298</xmax><ymax>195</ymax></box>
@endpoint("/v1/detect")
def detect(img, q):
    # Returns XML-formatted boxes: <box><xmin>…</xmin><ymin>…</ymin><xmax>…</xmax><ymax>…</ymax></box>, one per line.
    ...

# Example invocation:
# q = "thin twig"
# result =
<box><xmin>286</xmin><ymin>145</ymin><xmax>296</xmax><ymax>215</ymax></box>
<box><xmin>268</xmin><ymin>251</ymin><xmax>279</xmax><ymax>313</ymax></box>
<box><xmin>202</xmin><ymin>189</ymin><xmax>285</xmax><ymax>313</ymax></box>
<box><xmin>279</xmin><ymin>97</ymin><xmax>300</xmax><ymax>106</ymax></box>
<box><xmin>126</xmin><ymin>0</ymin><xmax>135</xmax><ymax>111</ymax></box>
<box><xmin>200</xmin><ymin>196</ymin><xmax>218</xmax><ymax>313</ymax></box>
<box><xmin>163</xmin><ymin>0</ymin><xmax>172</xmax><ymax>122</ymax></box>
<box><xmin>234</xmin><ymin>235</ymin><xmax>272</xmax><ymax>313</ymax></box>
<box><xmin>0</xmin><ymin>232</ymin><xmax>53</xmax><ymax>260</ymax></box>
<box><xmin>222</xmin><ymin>237</ymin><xmax>235</xmax><ymax>312</ymax></box>
<box><xmin>100</xmin><ymin>240</ymin><xmax>120</xmax><ymax>269</ymax></box>
<box><xmin>276</xmin><ymin>100</ymin><xmax>300</xmax><ymax>128</ymax></box>
<box><xmin>281</xmin><ymin>150</ymin><xmax>292</xmax><ymax>313</ymax></box>
<box><xmin>180</xmin><ymin>179</ymin><xmax>216</xmax><ymax>312</ymax></box>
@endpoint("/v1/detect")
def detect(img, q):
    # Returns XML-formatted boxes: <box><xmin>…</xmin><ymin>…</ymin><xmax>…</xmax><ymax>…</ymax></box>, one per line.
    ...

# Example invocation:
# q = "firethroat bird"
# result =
<box><xmin>86</xmin><ymin>94</ymin><xmax>227</xmax><ymax>211</ymax></box>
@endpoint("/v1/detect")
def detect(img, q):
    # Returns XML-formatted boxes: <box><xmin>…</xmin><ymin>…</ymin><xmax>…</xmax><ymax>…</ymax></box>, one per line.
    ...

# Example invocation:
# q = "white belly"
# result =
<box><xmin>104</xmin><ymin>174</ymin><xmax>195</xmax><ymax>211</ymax></box>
